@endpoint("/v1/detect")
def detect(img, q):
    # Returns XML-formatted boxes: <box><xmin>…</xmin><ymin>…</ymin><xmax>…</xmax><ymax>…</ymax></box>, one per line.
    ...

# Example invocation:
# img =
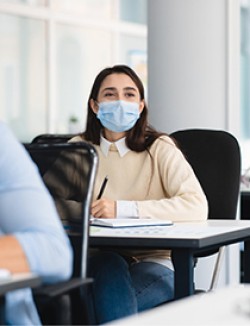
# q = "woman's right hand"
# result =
<box><xmin>91</xmin><ymin>198</ymin><xmax>116</xmax><ymax>219</ymax></box>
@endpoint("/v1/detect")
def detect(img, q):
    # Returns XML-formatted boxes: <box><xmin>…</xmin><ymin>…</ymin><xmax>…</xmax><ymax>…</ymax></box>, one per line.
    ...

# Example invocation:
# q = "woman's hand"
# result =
<box><xmin>91</xmin><ymin>198</ymin><xmax>116</xmax><ymax>218</ymax></box>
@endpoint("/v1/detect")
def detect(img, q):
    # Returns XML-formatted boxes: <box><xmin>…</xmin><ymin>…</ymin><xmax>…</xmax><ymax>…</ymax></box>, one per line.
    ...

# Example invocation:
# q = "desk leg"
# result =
<box><xmin>172</xmin><ymin>249</ymin><xmax>194</xmax><ymax>300</ymax></box>
<box><xmin>243</xmin><ymin>239</ymin><xmax>250</xmax><ymax>283</ymax></box>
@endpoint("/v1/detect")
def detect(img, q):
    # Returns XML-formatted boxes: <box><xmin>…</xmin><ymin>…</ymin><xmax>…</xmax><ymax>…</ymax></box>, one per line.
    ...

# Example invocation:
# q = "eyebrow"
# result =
<box><xmin>124</xmin><ymin>87</ymin><xmax>137</xmax><ymax>92</ymax></box>
<box><xmin>100</xmin><ymin>86</ymin><xmax>138</xmax><ymax>93</ymax></box>
<box><xmin>100</xmin><ymin>87</ymin><xmax>116</xmax><ymax>93</ymax></box>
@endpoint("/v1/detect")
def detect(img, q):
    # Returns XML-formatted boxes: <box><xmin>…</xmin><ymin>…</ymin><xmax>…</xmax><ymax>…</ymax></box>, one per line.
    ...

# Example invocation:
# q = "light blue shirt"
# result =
<box><xmin>0</xmin><ymin>122</ymin><xmax>73</xmax><ymax>325</ymax></box>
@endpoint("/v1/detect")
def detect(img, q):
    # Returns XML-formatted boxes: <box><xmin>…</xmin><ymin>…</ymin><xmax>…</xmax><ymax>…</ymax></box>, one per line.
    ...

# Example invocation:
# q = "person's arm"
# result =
<box><xmin>0</xmin><ymin>235</ymin><xmax>29</xmax><ymax>273</ymax></box>
<box><xmin>0</xmin><ymin>122</ymin><xmax>73</xmax><ymax>282</ymax></box>
<box><xmin>137</xmin><ymin>138</ymin><xmax>208</xmax><ymax>221</ymax></box>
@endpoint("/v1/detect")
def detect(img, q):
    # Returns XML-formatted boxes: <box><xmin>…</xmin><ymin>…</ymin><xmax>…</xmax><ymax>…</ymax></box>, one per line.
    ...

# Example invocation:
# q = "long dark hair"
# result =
<box><xmin>82</xmin><ymin>65</ymin><xmax>166</xmax><ymax>152</ymax></box>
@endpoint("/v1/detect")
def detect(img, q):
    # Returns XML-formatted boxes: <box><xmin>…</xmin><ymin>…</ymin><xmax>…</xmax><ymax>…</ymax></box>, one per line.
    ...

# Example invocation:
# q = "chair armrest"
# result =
<box><xmin>33</xmin><ymin>277</ymin><xmax>93</xmax><ymax>298</ymax></box>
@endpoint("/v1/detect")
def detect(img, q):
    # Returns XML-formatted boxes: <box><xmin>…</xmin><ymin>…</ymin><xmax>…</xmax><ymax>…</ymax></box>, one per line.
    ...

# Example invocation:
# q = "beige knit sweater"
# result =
<box><xmin>68</xmin><ymin>135</ymin><xmax>208</xmax><ymax>261</ymax></box>
<box><xmin>72</xmin><ymin>135</ymin><xmax>208</xmax><ymax>221</ymax></box>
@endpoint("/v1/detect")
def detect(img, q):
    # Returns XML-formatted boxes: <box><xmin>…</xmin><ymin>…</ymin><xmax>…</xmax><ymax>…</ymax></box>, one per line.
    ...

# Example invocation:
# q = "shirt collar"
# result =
<box><xmin>100</xmin><ymin>135</ymin><xmax>130</xmax><ymax>157</ymax></box>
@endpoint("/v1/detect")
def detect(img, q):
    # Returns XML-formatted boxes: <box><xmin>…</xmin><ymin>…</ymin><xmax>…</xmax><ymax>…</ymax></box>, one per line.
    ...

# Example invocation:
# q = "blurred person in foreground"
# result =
<box><xmin>0</xmin><ymin>121</ymin><xmax>73</xmax><ymax>325</ymax></box>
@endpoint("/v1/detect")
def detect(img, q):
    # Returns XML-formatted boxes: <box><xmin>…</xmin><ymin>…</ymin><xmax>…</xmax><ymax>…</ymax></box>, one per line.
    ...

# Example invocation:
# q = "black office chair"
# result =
<box><xmin>170</xmin><ymin>129</ymin><xmax>241</xmax><ymax>291</ymax></box>
<box><xmin>24</xmin><ymin>142</ymin><xmax>98</xmax><ymax>325</ymax></box>
<box><xmin>31</xmin><ymin>133</ymin><xmax>77</xmax><ymax>144</ymax></box>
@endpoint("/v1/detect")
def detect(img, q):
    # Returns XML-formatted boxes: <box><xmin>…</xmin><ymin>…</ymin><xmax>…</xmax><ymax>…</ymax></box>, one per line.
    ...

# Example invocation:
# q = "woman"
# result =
<box><xmin>70</xmin><ymin>65</ymin><xmax>208</xmax><ymax>324</ymax></box>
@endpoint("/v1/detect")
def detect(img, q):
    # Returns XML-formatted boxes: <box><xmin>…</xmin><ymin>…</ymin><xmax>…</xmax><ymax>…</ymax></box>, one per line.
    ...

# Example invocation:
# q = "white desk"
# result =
<box><xmin>90</xmin><ymin>220</ymin><xmax>250</xmax><ymax>299</ymax></box>
<box><xmin>108</xmin><ymin>285</ymin><xmax>250</xmax><ymax>325</ymax></box>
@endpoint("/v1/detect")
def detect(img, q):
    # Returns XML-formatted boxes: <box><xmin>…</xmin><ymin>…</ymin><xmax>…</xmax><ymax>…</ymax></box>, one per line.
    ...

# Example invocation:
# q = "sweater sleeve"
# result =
<box><xmin>137</xmin><ymin>137</ymin><xmax>208</xmax><ymax>222</ymax></box>
<box><xmin>0</xmin><ymin>122</ymin><xmax>73</xmax><ymax>283</ymax></box>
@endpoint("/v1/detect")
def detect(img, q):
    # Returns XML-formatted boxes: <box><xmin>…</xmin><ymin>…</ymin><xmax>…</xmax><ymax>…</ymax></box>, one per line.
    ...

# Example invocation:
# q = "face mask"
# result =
<box><xmin>96</xmin><ymin>100</ymin><xmax>140</xmax><ymax>132</ymax></box>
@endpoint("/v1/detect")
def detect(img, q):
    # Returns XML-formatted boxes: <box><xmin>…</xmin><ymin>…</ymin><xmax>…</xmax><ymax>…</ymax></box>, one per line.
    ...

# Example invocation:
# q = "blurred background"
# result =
<box><xmin>0</xmin><ymin>0</ymin><xmax>147</xmax><ymax>141</ymax></box>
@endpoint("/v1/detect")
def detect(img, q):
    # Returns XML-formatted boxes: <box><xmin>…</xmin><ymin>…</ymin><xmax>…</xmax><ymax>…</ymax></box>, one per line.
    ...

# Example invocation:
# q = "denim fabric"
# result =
<box><xmin>88</xmin><ymin>251</ymin><xmax>174</xmax><ymax>324</ymax></box>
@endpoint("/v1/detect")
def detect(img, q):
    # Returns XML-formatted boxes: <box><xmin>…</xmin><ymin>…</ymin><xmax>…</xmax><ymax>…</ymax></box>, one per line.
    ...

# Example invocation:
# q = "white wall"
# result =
<box><xmin>148</xmin><ymin>0</ymin><xmax>241</xmax><ymax>289</ymax></box>
<box><xmin>148</xmin><ymin>0</ymin><xmax>240</xmax><ymax>135</ymax></box>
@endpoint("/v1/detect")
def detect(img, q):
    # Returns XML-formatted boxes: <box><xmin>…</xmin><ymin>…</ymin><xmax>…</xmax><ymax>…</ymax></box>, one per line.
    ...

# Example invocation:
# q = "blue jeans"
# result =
<box><xmin>88</xmin><ymin>251</ymin><xmax>174</xmax><ymax>324</ymax></box>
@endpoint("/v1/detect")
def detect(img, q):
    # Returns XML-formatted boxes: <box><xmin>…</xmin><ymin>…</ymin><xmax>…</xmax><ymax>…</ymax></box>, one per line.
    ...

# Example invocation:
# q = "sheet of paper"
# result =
<box><xmin>90</xmin><ymin>218</ymin><xmax>173</xmax><ymax>228</ymax></box>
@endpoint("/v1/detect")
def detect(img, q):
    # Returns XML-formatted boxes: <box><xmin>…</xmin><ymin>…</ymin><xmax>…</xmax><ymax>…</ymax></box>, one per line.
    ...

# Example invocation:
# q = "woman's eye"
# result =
<box><xmin>126</xmin><ymin>93</ymin><xmax>135</xmax><ymax>98</ymax></box>
<box><xmin>104</xmin><ymin>93</ymin><xmax>115</xmax><ymax>97</ymax></box>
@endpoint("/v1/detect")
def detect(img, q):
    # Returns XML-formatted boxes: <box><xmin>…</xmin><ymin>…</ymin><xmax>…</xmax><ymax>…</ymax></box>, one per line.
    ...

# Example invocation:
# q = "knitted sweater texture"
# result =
<box><xmin>71</xmin><ymin>135</ymin><xmax>208</xmax><ymax>260</ymax></box>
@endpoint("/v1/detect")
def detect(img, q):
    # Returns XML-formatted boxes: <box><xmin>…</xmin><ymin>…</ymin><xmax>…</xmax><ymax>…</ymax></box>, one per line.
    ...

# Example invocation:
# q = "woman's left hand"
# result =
<box><xmin>91</xmin><ymin>198</ymin><xmax>116</xmax><ymax>218</ymax></box>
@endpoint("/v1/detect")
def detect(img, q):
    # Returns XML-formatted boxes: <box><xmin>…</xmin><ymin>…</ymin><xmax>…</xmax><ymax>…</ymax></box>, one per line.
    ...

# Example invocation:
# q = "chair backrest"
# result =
<box><xmin>31</xmin><ymin>133</ymin><xmax>76</xmax><ymax>144</ymax></box>
<box><xmin>24</xmin><ymin>142</ymin><xmax>98</xmax><ymax>278</ymax></box>
<box><xmin>170</xmin><ymin>129</ymin><xmax>241</xmax><ymax>220</ymax></box>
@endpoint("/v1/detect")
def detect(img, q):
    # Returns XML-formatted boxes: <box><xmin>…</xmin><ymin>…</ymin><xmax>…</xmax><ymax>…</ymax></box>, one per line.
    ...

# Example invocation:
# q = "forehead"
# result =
<box><xmin>100</xmin><ymin>73</ymin><xmax>138</xmax><ymax>91</ymax></box>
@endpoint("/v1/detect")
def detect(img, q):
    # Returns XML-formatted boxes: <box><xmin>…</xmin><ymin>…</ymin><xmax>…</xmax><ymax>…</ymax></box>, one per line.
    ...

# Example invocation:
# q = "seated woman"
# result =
<box><xmin>69</xmin><ymin>65</ymin><xmax>208</xmax><ymax>324</ymax></box>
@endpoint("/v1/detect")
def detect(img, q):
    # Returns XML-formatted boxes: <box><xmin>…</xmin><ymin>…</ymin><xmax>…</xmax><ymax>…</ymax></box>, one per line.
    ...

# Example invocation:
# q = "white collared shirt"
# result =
<box><xmin>100</xmin><ymin>135</ymin><xmax>129</xmax><ymax>158</ymax></box>
<box><xmin>100</xmin><ymin>135</ymin><xmax>138</xmax><ymax>218</ymax></box>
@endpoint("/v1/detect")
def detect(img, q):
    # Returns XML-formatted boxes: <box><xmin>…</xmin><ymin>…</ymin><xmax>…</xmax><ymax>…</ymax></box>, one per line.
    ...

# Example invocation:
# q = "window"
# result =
<box><xmin>55</xmin><ymin>24</ymin><xmax>113</xmax><ymax>132</ymax></box>
<box><xmin>119</xmin><ymin>0</ymin><xmax>147</xmax><ymax>24</ymax></box>
<box><xmin>0</xmin><ymin>0</ymin><xmax>147</xmax><ymax>141</ymax></box>
<box><xmin>241</xmin><ymin>0</ymin><xmax>250</xmax><ymax>172</ymax></box>
<box><xmin>241</xmin><ymin>1</ymin><xmax>250</xmax><ymax>139</ymax></box>
<box><xmin>0</xmin><ymin>13</ymin><xmax>46</xmax><ymax>140</ymax></box>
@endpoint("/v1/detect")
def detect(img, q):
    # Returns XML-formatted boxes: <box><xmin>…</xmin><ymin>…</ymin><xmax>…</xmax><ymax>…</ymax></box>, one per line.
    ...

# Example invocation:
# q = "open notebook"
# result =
<box><xmin>90</xmin><ymin>218</ymin><xmax>173</xmax><ymax>228</ymax></box>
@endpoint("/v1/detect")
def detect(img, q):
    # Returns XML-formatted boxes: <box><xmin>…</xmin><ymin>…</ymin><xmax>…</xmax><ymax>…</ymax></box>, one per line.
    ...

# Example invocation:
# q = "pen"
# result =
<box><xmin>97</xmin><ymin>176</ymin><xmax>108</xmax><ymax>199</ymax></box>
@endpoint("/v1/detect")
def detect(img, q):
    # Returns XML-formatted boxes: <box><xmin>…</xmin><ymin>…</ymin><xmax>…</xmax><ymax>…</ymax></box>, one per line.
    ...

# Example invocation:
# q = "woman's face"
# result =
<box><xmin>90</xmin><ymin>73</ymin><xmax>145</xmax><ymax>141</ymax></box>
<box><xmin>91</xmin><ymin>73</ymin><xmax>144</xmax><ymax>113</ymax></box>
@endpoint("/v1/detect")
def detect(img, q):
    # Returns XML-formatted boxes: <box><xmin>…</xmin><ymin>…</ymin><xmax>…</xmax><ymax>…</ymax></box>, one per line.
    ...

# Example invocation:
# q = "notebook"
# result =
<box><xmin>90</xmin><ymin>218</ymin><xmax>173</xmax><ymax>228</ymax></box>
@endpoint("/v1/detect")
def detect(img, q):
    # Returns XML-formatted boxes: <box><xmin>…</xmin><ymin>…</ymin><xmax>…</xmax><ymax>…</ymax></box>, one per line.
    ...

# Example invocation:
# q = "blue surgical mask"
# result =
<box><xmin>96</xmin><ymin>100</ymin><xmax>140</xmax><ymax>132</ymax></box>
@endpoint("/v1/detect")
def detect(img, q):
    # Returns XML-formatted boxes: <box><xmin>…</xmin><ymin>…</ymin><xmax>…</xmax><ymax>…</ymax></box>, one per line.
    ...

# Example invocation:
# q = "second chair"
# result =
<box><xmin>170</xmin><ymin>128</ymin><xmax>241</xmax><ymax>291</ymax></box>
